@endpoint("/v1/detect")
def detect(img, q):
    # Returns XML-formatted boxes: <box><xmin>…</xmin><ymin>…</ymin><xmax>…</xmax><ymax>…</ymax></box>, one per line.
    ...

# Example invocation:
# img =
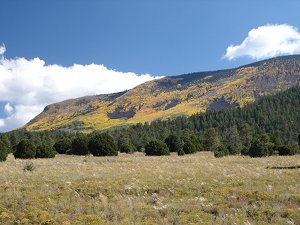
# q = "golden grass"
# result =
<box><xmin>0</xmin><ymin>153</ymin><xmax>299</xmax><ymax>225</ymax></box>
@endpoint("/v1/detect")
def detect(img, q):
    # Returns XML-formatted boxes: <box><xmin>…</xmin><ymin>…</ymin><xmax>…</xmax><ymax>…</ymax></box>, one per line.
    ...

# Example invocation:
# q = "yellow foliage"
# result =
<box><xmin>25</xmin><ymin>60</ymin><xmax>299</xmax><ymax>132</ymax></box>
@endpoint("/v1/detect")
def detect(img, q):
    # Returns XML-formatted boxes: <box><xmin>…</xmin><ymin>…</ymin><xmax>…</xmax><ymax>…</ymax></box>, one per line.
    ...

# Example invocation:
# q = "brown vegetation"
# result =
<box><xmin>0</xmin><ymin>152</ymin><xmax>299</xmax><ymax>224</ymax></box>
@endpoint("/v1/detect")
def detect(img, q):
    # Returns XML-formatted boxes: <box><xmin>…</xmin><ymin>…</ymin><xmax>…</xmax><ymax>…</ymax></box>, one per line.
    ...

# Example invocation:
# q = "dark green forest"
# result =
<box><xmin>112</xmin><ymin>86</ymin><xmax>300</xmax><ymax>149</ymax></box>
<box><xmin>0</xmin><ymin>86</ymin><xmax>299</xmax><ymax>159</ymax></box>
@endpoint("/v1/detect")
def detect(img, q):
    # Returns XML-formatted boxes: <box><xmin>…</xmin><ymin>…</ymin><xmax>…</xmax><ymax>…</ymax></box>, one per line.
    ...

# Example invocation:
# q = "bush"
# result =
<box><xmin>177</xmin><ymin>148</ymin><xmax>185</xmax><ymax>156</ymax></box>
<box><xmin>241</xmin><ymin>147</ymin><xmax>249</xmax><ymax>156</ymax></box>
<box><xmin>277</xmin><ymin>145</ymin><xmax>297</xmax><ymax>156</ymax></box>
<box><xmin>136</xmin><ymin>145</ymin><xmax>144</xmax><ymax>152</ymax></box>
<box><xmin>164</xmin><ymin>135</ymin><xmax>183</xmax><ymax>152</ymax></box>
<box><xmin>36</xmin><ymin>144</ymin><xmax>56</xmax><ymax>158</ymax></box>
<box><xmin>14</xmin><ymin>140</ymin><xmax>36</xmax><ymax>159</ymax></box>
<box><xmin>189</xmin><ymin>135</ymin><xmax>204</xmax><ymax>151</ymax></box>
<box><xmin>120</xmin><ymin>143</ymin><xmax>136</xmax><ymax>154</ymax></box>
<box><xmin>23</xmin><ymin>162</ymin><xmax>35</xmax><ymax>171</ymax></box>
<box><xmin>71</xmin><ymin>134</ymin><xmax>89</xmax><ymax>155</ymax></box>
<box><xmin>214</xmin><ymin>145</ymin><xmax>229</xmax><ymax>158</ymax></box>
<box><xmin>54</xmin><ymin>139</ymin><xmax>72</xmax><ymax>154</ymax></box>
<box><xmin>248</xmin><ymin>140</ymin><xmax>269</xmax><ymax>157</ymax></box>
<box><xmin>88</xmin><ymin>133</ymin><xmax>118</xmax><ymax>156</ymax></box>
<box><xmin>145</xmin><ymin>140</ymin><xmax>170</xmax><ymax>156</ymax></box>
<box><xmin>183</xmin><ymin>140</ymin><xmax>197</xmax><ymax>154</ymax></box>
<box><xmin>0</xmin><ymin>141</ymin><xmax>8</xmax><ymax>161</ymax></box>
<box><xmin>227</xmin><ymin>144</ymin><xmax>240</xmax><ymax>155</ymax></box>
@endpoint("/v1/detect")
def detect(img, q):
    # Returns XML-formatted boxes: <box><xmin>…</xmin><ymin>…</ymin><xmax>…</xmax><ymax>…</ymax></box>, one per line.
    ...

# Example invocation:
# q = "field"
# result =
<box><xmin>0</xmin><ymin>152</ymin><xmax>299</xmax><ymax>225</ymax></box>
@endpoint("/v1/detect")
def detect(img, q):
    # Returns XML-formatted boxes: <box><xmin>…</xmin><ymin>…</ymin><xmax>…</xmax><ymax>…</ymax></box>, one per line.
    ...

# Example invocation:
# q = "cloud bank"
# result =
<box><xmin>0</xmin><ymin>45</ymin><xmax>161</xmax><ymax>131</ymax></box>
<box><xmin>224</xmin><ymin>24</ymin><xmax>300</xmax><ymax>60</ymax></box>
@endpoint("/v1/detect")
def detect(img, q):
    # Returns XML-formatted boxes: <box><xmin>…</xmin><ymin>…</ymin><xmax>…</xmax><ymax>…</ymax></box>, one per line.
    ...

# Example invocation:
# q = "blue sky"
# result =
<box><xmin>1</xmin><ymin>0</ymin><xmax>300</xmax><ymax>75</ymax></box>
<box><xmin>1</xmin><ymin>0</ymin><xmax>300</xmax><ymax>131</ymax></box>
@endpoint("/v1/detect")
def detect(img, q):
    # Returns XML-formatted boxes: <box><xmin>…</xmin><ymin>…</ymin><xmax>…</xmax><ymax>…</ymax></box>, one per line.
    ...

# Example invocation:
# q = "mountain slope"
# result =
<box><xmin>25</xmin><ymin>55</ymin><xmax>300</xmax><ymax>132</ymax></box>
<box><xmin>109</xmin><ymin>85</ymin><xmax>300</xmax><ymax>148</ymax></box>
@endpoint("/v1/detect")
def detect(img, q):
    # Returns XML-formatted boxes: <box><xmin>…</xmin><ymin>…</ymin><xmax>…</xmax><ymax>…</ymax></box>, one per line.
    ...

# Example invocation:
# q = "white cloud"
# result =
<box><xmin>224</xmin><ymin>24</ymin><xmax>300</xmax><ymax>60</ymax></box>
<box><xmin>0</xmin><ymin>45</ymin><xmax>162</xmax><ymax>131</ymax></box>
<box><xmin>4</xmin><ymin>103</ymin><xmax>14</xmax><ymax>115</ymax></box>
<box><xmin>0</xmin><ymin>119</ymin><xmax>5</xmax><ymax>127</ymax></box>
<box><xmin>0</xmin><ymin>44</ymin><xmax>5</xmax><ymax>55</ymax></box>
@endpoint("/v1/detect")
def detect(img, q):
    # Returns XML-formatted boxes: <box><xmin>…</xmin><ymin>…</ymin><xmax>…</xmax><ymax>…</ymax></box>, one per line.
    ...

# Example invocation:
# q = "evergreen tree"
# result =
<box><xmin>248</xmin><ymin>139</ymin><xmax>269</xmax><ymax>157</ymax></box>
<box><xmin>54</xmin><ymin>138</ymin><xmax>72</xmax><ymax>154</ymax></box>
<box><xmin>189</xmin><ymin>134</ymin><xmax>203</xmax><ymax>151</ymax></box>
<box><xmin>0</xmin><ymin>141</ymin><xmax>8</xmax><ymax>161</ymax></box>
<box><xmin>88</xmin><ymin>133</ymin><xmax>118</xmax><ymax>156</ymax></box>
<box><xmin>227</xmin><ymin>144</ymin><xmax>240</xmax><ymax>155</ymax></box>
<box><xmin>4</xmin><ymin>86</ymin><xmax>300</xmax><ymax>158</ymax></box>
<box><xmin>0</xmin><ymin>134</ymin><xmax>12</xmax><ymax>153</ymax></box>
<box><xmin>164</xmin><ymin>134</ymin><xmax>182</xmax><ymax>152</ymax></box>
<box><xmin>240</xmin><ymin>123</ymin><xmax>253</xmax><ymax>155</ymax></box>
<box><xmin>145</xmin><ymin>140</ymin><xmax>170</xmax><ymax>156</ymax></box>
<box><xmin>214</xmin><ymin>145</ymin><xmax>229</xmax><ymax>158</ymax></box>
<box><xmin>120</xmin><ymin>143</ymin><xmax>136</xmax><ymax>154</ymax></box>
<box><xmin>224</xmin><ymin>126</ymin><xmax>242</xmax><ymax>154</ymax></box>
<box><xmin>14</xmin><ymin>140</ymin><xmax>36</xmax><ymax>159</ymax></box>
<box><xmin>36</xmin><ymin>144</ymin><xmax>56</xmax><ymax>158</ymax></box>
<box><xmin>177</xmin><ymin>148</ymin><xmax>185</xmax><ymax>156</ymax></box>
<box><xmin>71</xmin><ymin>134</ymin><xmax>89</xmax><ymax>155</ymax></box>
<box><xmin>277</xmin><ymin>145</ymin><xmax>297</xmax><ymax>156</ymax></box>
<box><xmin>183</xmin><ymin>140</ymin><xmax>197</xmax><ymax>154</ymax></box>
<box><xmin>118</xmin><ymin>134</ymin><xmax>136</xmax><ymax>153</ymax></box>
<box><xmin>204</xmin><ymin>128</ymin><xmax>221</xmax><ymax>151</ymax></box>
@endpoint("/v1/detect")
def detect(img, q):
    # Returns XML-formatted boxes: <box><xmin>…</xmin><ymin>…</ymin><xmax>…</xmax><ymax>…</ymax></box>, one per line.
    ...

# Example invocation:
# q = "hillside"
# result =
<box><xmin>111</xmin><ymin>86</ymin><xmax>300</xmax><ymax>149</ymax></box>
<box><xmin>25</xmin><ymin>55</ymin><xmax>300</xmax><ymax>132</ymax></box>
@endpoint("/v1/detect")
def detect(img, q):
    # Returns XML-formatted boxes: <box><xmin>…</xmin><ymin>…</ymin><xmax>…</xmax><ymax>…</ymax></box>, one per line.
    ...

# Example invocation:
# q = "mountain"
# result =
<box><xmin>25</xmin><ymin>55</ymin><xmax>300</xmax><ymax>132</ymax></box>
<box><xmin>109</xmin><ymin>85</ymin><xmax>300</xmax><ymax>149</ymax></box>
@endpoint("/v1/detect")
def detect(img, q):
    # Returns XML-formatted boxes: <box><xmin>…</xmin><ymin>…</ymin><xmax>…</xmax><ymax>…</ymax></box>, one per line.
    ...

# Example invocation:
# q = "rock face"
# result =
<box><xmin>25</xmin><ymin>55</ymin><xmax>300</xmax><ymax>132</ymax></box>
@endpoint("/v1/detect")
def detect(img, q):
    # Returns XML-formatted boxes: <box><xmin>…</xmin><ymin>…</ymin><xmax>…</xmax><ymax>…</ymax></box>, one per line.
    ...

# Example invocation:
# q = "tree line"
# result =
<box><xmin>0</xmin><ymin>86</ymin><xmax>299</xmax><ymax>160</ymax></box>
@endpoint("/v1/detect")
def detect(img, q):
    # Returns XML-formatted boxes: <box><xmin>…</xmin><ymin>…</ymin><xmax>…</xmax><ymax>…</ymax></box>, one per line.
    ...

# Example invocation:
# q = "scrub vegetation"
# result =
<box><xmin>0</xmin><ymin>153</ymin><xmax>299</xmax><ymax>225</ymax></box>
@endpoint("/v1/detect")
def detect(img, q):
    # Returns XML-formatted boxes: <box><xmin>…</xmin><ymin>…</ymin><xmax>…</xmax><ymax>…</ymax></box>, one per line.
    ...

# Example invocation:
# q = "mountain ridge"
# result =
<box><xmin>25</xmin><ymin>55</ymin><xmax>300</xmax><ymax>132</ymax></box>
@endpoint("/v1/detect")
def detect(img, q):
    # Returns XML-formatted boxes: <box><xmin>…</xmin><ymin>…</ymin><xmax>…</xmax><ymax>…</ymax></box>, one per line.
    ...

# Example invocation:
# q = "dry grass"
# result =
<box><xmin>0</xmin><ymin>152</ymin><xmax>299</xmax><ymax>225</ymax></box>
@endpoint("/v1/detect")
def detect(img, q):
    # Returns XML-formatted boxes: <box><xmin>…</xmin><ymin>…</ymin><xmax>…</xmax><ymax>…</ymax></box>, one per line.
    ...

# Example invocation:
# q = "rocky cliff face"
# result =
<box><xmin>25</xmin><ymin>55</ymin><xmax>300</xmax><ymax>132</ymax></box>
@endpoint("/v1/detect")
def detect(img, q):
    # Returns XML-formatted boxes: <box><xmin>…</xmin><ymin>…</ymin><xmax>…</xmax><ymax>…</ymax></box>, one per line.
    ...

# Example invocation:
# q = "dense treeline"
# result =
<box><xmin>0</xmin><ymin>86</ymin><xmax>299</xmax><ymax>160</ymax></box>
<box><xmin>111</xmin><ymin>85</ymin><xmax>300</xmax><ymax>155</ymax></box>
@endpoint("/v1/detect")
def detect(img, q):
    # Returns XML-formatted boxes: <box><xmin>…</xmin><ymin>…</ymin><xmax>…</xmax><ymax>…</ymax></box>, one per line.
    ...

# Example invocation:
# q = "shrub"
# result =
<box><xmin>136</xmin><ymin>145</ymin><xmax>144</xmax><ymax>152</ymax></box>
<box><xmin>227</xmin><ymin>144</ymin><xmax>240</xmax><ymax>155</ymax></box>
<box><xmin>23</xmin><ymin>162</ymin><xmax>35</xmax><ymax>171</ymax></box>
<box><xmin>54</xmin><ymin>139</ymin><xmax>72</xmax><ymax>154</ymax></box>
<box><xmin>189</xmin><ymin>135</ymin><xmax>204</xmax><ymax>151</ymax></box>
<box><xmin>241</xmin><ymin>147</ymin><xmax>249</xmax><ymax>156</ymax></box>
<box><xmin>183</xmin><ymin>140</ymin><xmax>197</xmax><ymax>154</ymax></box>
<box><xmin>71</xmin><ymin>134</ymin><xmax>89</xmax><ymax>155</ymax></box>
<box><xmin>164</xmin><ymin>134</ymin><xmax>183</xmax><ymax>152</ymax></box>
<box><xmin>88</xmin><ymin>133</ymin><xmax>118</xmax><ymax>156</ymax></box>
<box><xmin>214</xmin><ymin>145</ymin><xmax>229</xmax><ymax>158</ymax></box>
<box><xmin>177</xmin><ymin>148</ymin><xmax>185</xmax><ymax>156</ymax></box>
<box><xmin>277</xmin><ymin>145</ymin><xmax>297</xmax><ymax>156</ymax></box>
<box><xmin>0</xmin><ymin>141</ymin><xmax>8</xmax><ymax>161</ymax></box>
<box><xmin>248</xmin><ymin>140</ymin><xmax>269</xmax><ymax>157</ymax></box>
<box><xmin>145</xmin><ymin>140</ymin><xmax>170</xmax><ymax>156</ymax></box>
<box><xmin>14</xmin><ymin>140</ymin><xmax>36</xmax><ymax>159</ymax></box>
<box><xmin>120</xmin><ymin>143</ymin><xmax>136</xmax><ymax>154</ymax></box>
<box><xmin>36</xmin><ymin>144</ymin><xmax>56</xmax><ymax>158</ymax></box>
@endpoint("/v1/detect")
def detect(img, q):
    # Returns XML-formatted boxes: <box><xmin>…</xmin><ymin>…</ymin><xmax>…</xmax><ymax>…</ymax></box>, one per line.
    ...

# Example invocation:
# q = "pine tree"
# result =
<box><xmin>145</xmin><ymin>140</ymin><xmax>170</xmax><ymax>156</ymax></box>
<box><xmin>204</xmin><ymin>128</ymin><xmax>221</xmax><ymax>151</ymax></box>
<box><xmin>14</xmin><ymin>140</ymin><xmax>36</xmax><ymax>159</ymax></box>
<box><xmin>164</xmin><ymin>134</ymin><xmax>183</xmax><ymax>152</ymax></box>
<box><xmin>88</xmin><ymin>133</ymin><xmax>118</xmax><ymax>156</ymax></box>
<box><xmin>71</xmin><ymin>134</ymin><xmax>89</xmax><ymax>155</ymax></box>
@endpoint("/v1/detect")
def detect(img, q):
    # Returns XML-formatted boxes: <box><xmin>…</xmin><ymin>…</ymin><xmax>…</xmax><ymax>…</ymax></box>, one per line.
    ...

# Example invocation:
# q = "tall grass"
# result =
<box><xmin>0</xmin><ymin>152</ymin><xmax>299</xmax><ymax>224</ymax></box>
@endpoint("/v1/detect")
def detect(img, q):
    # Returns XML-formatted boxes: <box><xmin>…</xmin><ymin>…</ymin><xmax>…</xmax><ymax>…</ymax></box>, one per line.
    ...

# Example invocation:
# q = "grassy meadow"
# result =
<box><xmin>0</xmin><ymin>152</ymin><xmax>299</xmax><ymax>225</ymax></box>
